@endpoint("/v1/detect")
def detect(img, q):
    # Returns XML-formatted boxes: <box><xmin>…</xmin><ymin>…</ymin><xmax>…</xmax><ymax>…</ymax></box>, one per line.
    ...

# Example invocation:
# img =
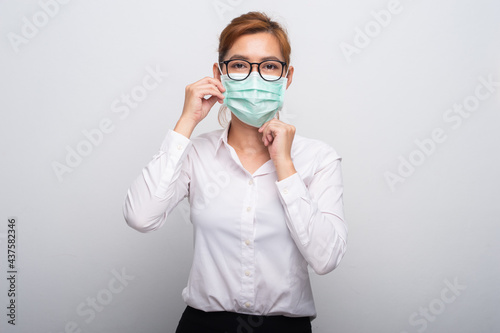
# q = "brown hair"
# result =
<box><xmin>217</xmin><ymin>12</ymin><xmax>291</xmax><ymax>127</ymax></box>
<box><xmin>218</xmin><ymin>11</ymin><xmax>291</xmax><ymax>66</ymax></box>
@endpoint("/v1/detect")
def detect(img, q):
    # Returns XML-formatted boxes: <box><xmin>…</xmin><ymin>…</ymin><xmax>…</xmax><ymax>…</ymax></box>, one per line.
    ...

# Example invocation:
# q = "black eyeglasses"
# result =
<box><xmin>220</xmin><ymin>59</ymin><xmax>287</xmax><ymax>82</ymax></box>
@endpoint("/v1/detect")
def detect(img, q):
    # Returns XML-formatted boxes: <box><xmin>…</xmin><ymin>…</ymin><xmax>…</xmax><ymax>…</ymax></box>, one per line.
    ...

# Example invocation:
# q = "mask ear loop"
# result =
<box><xmin>283</xmin><ymin>64</ymin><xmax>290</xmax><ymax>80</ymax></box>
<box><xmin>274</xmin><ymin>63</ymin><xmax>290</xmax><ymax>121</ymax></box>
<box><xmin>216</xmin><ymin>62</ymin><xmax>230</xmax><ymax>126</ymax></box>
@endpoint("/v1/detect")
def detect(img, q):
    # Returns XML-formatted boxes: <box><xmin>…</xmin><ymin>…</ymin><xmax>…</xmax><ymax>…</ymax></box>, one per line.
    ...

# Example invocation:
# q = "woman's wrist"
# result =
<box><xmin>174</xmin><ymin>116</ymin><xmax>198</xmax><ymax>139</ymax></box>
<box><xmin>274</xmin><ymin>157</ymin><xmax>296</xmax><ymax>181</ymax></box>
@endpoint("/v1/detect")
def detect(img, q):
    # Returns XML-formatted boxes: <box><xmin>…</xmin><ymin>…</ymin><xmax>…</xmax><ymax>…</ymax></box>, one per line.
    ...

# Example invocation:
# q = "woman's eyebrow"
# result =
<box><xmin>228</xmin><ymin>54</ymin><xmax>249</xmax><ymax>60</ymax></box>
<box><xmin>228</xmin><ymin>54</ymin><xmax>283</xmax><ymax>61</ymax></box>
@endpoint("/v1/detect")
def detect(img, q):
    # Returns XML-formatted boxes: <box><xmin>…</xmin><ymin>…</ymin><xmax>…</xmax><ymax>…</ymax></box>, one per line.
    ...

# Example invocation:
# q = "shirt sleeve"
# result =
<box><xmin>275</xmin><ymin>147</ymin><xmax>347</xmax><ymax>275</ymax></box>
<box><xmin>123</xmin><ymin>129</ymin><xmax>192</xmax><ymax>233</ymax></box>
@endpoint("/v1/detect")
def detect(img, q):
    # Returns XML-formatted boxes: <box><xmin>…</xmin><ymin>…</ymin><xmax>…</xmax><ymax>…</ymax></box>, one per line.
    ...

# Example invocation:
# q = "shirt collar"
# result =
<box><xmin>213</xmin><ymin>123</ymin><xmax>276</xmax><ymax>176</ymax></box>
<box><xmin>214</xmin><ymin>123</ymin><xmax>231</xmax><ymax>157</ymax></box>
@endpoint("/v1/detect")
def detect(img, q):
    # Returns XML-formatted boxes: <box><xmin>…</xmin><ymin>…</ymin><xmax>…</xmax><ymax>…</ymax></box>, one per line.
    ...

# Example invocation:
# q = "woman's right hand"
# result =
<box><xmin>174</xmin><ymin>77</ymin><xmax>225</xmax><ymax>138</ymax></box>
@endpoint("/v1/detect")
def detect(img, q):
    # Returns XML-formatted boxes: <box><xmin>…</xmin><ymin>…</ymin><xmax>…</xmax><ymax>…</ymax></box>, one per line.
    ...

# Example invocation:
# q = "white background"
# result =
<box><xmin>1</xmin><ymin>0</ymin><xmax>499</xmax><ymax>332</ymax></box>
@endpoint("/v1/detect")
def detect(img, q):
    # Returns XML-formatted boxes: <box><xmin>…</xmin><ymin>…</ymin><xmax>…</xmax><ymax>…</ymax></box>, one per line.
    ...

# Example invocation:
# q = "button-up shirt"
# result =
<box><xmin>123</xmin><ymin>125</ymin><xmax>347</xmax><ymax>318</ymax></box>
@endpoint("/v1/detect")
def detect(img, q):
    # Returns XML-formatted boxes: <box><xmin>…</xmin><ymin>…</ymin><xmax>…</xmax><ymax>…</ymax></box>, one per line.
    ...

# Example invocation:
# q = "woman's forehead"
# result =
<box><xmin>225</xmin><ymin>33</ymin><xmax>283</xmax><ymax>61</ymax></box>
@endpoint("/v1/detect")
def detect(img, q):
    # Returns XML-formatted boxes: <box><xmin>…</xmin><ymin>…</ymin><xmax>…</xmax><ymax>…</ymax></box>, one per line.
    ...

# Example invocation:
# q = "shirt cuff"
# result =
<box><xmin>160</xmin><ymin>129</ymin><xmax>192</xmax><ymax>156</ymax></box>
<box><xmin>275</xmin><ymin>172</ymin><xmax>305</xmax><ymax>198</ymax></box>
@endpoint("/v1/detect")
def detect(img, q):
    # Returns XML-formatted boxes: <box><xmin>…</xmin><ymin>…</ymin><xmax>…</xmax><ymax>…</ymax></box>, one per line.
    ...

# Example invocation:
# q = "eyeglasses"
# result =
<box><xmin>219</xmin><ymin>59</ymin><xmax>287</xmax><ymax>82</ymax></box>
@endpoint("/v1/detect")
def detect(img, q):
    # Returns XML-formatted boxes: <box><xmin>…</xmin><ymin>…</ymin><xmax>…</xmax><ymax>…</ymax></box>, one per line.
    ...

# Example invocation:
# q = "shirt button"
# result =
<box><xmin>245</xmin><ymin>270</ymin><xmax>250</xmax><ymax>276</ymax></box>
<box><xmin>282</xmin><ymin>188</ymin><xmax>288</xmax><ymax>195</ymax></box>
<box><xmin>177</xmin><ymin>144</ymin><xmax>183</xmax><ymax>150</ymax></box>
<box><xmin>248</xmin><ymin>179</ymin><xmax>254</xmax><ymax>185</ymax></box>
<box><xmin>245</xmin><ymin>302</ymin><xmax>251</xmax><ymax>308</ymax></box>
<box><xmin>246</xmin><ymin>206</ymin><xmax>252</xmax><ymax>212</ymax></box>
<box><xmin>245</xmin><ymin>240</ymin><xmax>251</xmax><ymax>246</ymax></box>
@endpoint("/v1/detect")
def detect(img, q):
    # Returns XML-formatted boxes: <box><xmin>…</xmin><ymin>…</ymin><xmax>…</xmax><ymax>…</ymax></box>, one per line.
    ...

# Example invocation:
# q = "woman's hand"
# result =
<box><xmin>174</xmin><ymin>77</ymin><xmax>225</xmax><ymax>138</ymax></box>
<box><xmin>258</xmin><ymin>119</ymin><xmax>297</xmax><ymax>180</ymax></box>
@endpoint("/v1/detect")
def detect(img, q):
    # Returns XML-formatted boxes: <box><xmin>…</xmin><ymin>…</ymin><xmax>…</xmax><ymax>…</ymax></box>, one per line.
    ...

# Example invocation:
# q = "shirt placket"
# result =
<box><xmin>240</xmin><ymin>175</ymin><xmax>257</xmax><ymax>311</ymax></box>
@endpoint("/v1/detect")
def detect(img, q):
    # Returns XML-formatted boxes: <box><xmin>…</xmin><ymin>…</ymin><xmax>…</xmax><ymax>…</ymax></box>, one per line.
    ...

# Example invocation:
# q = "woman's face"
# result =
<box><xmin>214</xmin><ymin>32</ymin><xmax>294</xmax><ymax>88</ymax></box>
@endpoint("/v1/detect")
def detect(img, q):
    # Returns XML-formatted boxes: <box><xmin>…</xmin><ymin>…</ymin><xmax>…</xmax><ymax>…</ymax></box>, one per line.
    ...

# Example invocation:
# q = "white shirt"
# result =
<box><xmin>123</xmin><ymin>125</ymin><xmax>347</xmax><ymax>318</ymax></box>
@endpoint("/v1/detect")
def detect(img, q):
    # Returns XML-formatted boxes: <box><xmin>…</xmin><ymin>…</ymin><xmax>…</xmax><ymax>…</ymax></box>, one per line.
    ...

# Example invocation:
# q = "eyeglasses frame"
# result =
<box><xmin>219</xmin><ymin>59</ymin><xmax>288</xmax><ymax>82</ymax></box>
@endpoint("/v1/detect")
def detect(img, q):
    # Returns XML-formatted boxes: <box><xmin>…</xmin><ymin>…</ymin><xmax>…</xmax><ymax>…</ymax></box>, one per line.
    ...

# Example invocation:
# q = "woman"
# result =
<box><xmin>123</xmin><ymin>11</ymin><xmax>347</xmax><ymax>333</ymax></box>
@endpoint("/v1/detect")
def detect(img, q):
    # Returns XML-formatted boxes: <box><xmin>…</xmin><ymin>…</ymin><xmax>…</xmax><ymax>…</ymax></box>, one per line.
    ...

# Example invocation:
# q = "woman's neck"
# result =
<box><xmin>227</xmin><ymin>118</ymin><xmax>268</xmax><ymax>155</ymax></box>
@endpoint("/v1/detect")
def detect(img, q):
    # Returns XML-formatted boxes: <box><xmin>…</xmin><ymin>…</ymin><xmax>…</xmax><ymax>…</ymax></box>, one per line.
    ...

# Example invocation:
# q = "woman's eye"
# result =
<box><xmin>230</xmin><ymin>62</ymin><xmax>248</xmax><ymax>69</ymax></box>
<box><xmin>261</xmin><ymin>62</ymin><xmax>282</xmax><ymax>72</ymax></box>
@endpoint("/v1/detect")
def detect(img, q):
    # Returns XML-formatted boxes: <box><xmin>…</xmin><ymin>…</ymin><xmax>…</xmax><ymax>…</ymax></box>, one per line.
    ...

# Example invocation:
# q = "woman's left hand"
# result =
<box><xmin>258</xmin><ymin>119</ymin><xmax>297</xmax><ymax>180</ymax></box>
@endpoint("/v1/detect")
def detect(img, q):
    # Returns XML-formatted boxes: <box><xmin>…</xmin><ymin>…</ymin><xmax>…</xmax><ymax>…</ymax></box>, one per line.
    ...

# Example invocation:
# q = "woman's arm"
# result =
<box><xmin>276</xmin><ymin>148</ymin><xmax>347</xmax><ymax>275</ymax></box>
<box><xmin>123</xmin><ymin>76</ymin><xmax>225</xmax><ymax>232</ymax></box>
<box><xmin>259</xmin><ymin>119</ymin><xmax>347</xmax><ymax>274</ymax></box>
<box><xmin>122</xmin><ymin>130</ymin><xmax>192</xmax><ymax>233</ymax></box>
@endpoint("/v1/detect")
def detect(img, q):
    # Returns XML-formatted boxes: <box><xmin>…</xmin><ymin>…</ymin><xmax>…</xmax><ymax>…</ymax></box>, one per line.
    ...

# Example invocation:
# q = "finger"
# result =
<box><xmin>261</xmin><ymin>129</ymin><xmax>269</xmax><ymax>146</ymax></box>
<box><xmin>190</xmin><ymin>79</ymin><xmax>225</xmax><ymax>98</ymax></box>
<box><xmin>258</xmin><ymin>119</ymin><xmax>275</xmax><ymax>132</ymax></box>
<box><xmin>258</xmin><ymin>122</ymin><xmax>266</xmax><ymax>132</ymax></box>
<box><xmin>262</xmin><ymin>120</ymin><xmax>277</xmax><ymax>135</ymax></box>
<box><xmin>196</xmin><ymin>83</ymin><xmax>223</xmax><ymax>94</ymax></box>
<box><xmin>196</xmin><ymin>84</ymin><xmax>225</xmax><ymax>101</ymax></box>
<box><xmin>203</xmin><ymin>77</ymin><xmax>226</xmax><ymax>93</ymax></box>
<box><xmin>261</xmin><ymin>122</ymin><xmax>277</xmax><ymax>136</ymax></box>
<box><xmin>261</xmin><ymin>127</ymin><xmax>274</xmax><ymax>146</ymax></box>
<box><xmin>259</xmin><ymin>124</ymin><xmax>270</xmax><ymax>143</ymax></box>
<box><xmin>204</xmin><ymin>95</ymin><xmax>219</xmax><ymax>108</ymax></box>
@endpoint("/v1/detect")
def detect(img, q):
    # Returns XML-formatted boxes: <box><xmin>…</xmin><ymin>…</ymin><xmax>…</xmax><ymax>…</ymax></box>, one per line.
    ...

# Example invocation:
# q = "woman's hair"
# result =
<box><xmin>217</xmin><ymin>11</ymin><xmax>291</xmax><ymax>127</ymax></box>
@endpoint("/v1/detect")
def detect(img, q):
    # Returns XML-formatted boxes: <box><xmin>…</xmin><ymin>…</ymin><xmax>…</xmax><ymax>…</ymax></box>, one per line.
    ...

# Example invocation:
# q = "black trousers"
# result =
<box><xmin>175</xmin><ymin>306</ymin><xmax>312</xmax><ymax>333</ymax></box>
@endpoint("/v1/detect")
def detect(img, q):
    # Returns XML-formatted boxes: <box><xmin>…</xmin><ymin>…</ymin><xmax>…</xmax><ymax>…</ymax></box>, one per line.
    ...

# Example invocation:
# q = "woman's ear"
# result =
<box><xmin>213</xmin><ymin>62</ymin><xmax>222</xmax><ymax>81</ymax></box>
<box><xmin>285</xmin><ymin>65</ymin><xmax>294</xmax><ymax>89</ymax></box>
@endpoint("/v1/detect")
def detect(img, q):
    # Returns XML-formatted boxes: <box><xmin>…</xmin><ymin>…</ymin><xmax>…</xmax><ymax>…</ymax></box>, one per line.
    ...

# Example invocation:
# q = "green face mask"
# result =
<box><xmin>221</xmin><ymin>72</ymin><xmax>288</xmax><ymax>128</ymax></box>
